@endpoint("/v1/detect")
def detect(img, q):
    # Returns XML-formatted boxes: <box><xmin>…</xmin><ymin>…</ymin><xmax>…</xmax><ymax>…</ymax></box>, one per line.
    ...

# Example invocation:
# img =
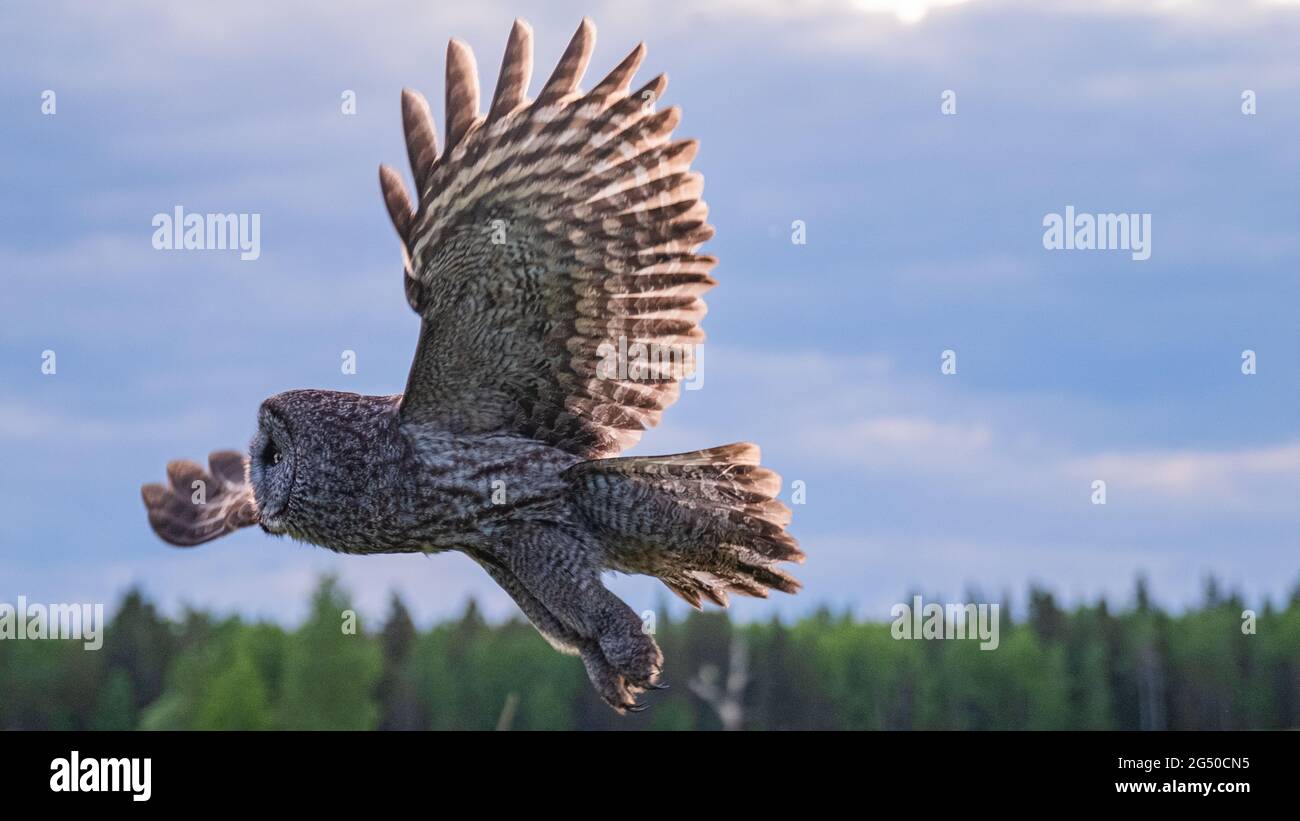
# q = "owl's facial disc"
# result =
<box><xmin>249</xmin><ymin>406</ymin><xmax>295</xmax><ymax>533</ymax></box>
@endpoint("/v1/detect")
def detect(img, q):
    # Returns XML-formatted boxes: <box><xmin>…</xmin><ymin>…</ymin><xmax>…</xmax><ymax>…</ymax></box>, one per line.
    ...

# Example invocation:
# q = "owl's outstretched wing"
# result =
<box><xmin>380</xmin><ymin>18</ymin><xmax>715</xmax><ymax>459</ymax></box>
<box><xmin>140</xmin><ymin>451</ymin><xmax>259</xmax><ymax>547</ymax></box>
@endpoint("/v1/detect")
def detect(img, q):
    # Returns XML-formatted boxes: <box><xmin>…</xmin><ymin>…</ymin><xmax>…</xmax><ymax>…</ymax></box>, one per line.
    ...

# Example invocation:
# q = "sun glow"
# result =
<box><xmin>850</xmin><ymin>0</ymin><xmax>973</xmax><ymax>24</ymax></box>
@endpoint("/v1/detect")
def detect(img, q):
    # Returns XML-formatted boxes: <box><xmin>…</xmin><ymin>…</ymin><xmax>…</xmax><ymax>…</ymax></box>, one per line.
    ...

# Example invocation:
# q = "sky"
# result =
<box><xmin>2</xmin><ymin>0</ymin><xmax>1298</xmax><ymax>626</ymax></box>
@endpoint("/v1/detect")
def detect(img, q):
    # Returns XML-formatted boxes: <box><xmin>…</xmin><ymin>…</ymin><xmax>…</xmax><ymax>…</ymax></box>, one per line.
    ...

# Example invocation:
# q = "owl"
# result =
<box><xmin>141</xmin><ymin>18</ymin><xmax>803</xmax><ymax>714</ymax></box>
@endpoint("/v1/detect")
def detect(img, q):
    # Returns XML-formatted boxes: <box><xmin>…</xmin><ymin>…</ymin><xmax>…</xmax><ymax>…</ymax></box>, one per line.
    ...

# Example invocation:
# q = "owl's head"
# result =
<box><xmin>247</xmin><ymin>389</ymin><xmax>404</xmax><ymax>543</ymax></box>
<box><xmin>249</xmin><ymin>397</ymin><xmax>297</xmax><ymax>535</ymax></box>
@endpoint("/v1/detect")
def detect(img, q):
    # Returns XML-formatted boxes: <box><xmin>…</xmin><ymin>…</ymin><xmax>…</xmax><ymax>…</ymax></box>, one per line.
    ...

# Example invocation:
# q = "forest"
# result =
<box><xmin>1</xmin><ymin>576</ymin><xmax>1296</xmax><ymax>731</ymax></box>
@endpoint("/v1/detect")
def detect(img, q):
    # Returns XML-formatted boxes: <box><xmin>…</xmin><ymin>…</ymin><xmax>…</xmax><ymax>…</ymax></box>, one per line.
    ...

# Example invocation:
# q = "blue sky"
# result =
<box><xmin>2</xmin><ymin>0</ymin><xmax>1298</xmax><ymax>625</ymax></box>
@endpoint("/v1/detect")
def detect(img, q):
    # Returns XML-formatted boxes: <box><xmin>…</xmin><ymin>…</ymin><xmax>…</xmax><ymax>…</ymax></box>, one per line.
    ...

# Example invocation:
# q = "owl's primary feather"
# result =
<box><xmin>385</xmin><ymin>17</ymin><xmax>713</xmax><ymax>458</ymax></box>
<box><xmin>141</xmin><ymin>451</ymin><xmax>257</xmax><ymax>547</ymax></box>
<box><xmin>141</xmin><ymin>18</ymin><xmax>802</xmax><ymax>714</ymax></box>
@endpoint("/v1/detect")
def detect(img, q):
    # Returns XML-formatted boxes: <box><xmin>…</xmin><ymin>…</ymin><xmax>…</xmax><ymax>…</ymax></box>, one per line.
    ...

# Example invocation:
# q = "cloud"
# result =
<box><xmin>1068</xmin><ymin>441</ymin><xmax>1300</xmax><ymax>514</ymax></box>
<box><xmin>4</xmin><ymin>0</ymin><xmax>1299</xmax><ymax>624</ymax></box>
<box><xmin>686</xmin><ymin>348</ymin><xmax>1300</xmax><ymax>521</ymax></box>
<box><xmin>801</xmin><ymin>415</ymin><xmax>994</xmax><ymax>473</ymax></box>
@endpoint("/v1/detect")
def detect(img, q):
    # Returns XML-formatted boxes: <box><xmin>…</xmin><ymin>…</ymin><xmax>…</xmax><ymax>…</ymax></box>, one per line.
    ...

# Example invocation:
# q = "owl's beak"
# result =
<box><xmin>257</xmin><ymin>504</ymin><xmax>287</xmax><ymax>534</ymax></box>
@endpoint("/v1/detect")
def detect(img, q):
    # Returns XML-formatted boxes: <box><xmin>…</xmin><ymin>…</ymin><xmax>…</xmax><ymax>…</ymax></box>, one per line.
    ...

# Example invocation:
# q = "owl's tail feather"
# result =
<box><xmin>564</xmin><ymin>443</ymin><xmax>803</xmax><ymax>608</ymax></box>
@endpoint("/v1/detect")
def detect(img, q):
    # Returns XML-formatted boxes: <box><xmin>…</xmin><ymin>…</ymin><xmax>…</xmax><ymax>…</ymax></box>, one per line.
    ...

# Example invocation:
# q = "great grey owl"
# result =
<box><xmin>141</xmin><ymin>18</ymin><xmax>803</xmax><ymax>713</ymax></box>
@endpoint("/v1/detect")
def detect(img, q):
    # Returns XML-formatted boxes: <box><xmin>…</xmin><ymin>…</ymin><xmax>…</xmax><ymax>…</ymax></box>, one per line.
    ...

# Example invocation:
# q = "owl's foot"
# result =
<box><xmin>481</xmin><ymin>533</ymin><xmax>669</xmax><ymax>714</ymax></box>
<box><xmin>582</xmin><ymin>647</ymin><xmax>661</xmax><ymax>713</ymax></box>
<box><xmin>601</xmin><ymin>611</ymin><xmax>664</xmax><ymax>684</ymax></box>
<box><xmin>582</xmin><ymin>621</ymin><xmax>664</xmax><ymax>713</ymax></box>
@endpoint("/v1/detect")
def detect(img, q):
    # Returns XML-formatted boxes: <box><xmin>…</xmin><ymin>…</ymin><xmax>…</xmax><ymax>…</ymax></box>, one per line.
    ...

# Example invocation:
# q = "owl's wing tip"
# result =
<box><xmin>142</xmin><ymin>451</ymin><xmax>258</xmax><ymax>548</ymax></box>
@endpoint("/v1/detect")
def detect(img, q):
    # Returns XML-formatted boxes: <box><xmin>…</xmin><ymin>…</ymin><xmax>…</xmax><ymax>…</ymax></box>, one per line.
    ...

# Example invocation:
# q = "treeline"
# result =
<box><xmin>1</xmin><ymin>577</ymin><xmax>1297</xmax><ymax>730</ymax></box>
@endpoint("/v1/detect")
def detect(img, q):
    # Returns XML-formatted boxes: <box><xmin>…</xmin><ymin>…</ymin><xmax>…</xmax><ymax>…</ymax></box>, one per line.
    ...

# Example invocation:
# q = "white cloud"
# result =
<box><xmin>688</xmin><ymin>348</ymin><xmax>1300</xmax><ymax>520</ymax></box>
<box><xmin>1068</xmin><ymin>441</ymin><xmax>1300</xmax><ymax>514</ymax></box>
<box><xmin>5</xmin><ymin>0</ymin><xmax>1299</xmax><ymax>622</ymax></box>
<box><xmin>801</xmin><ymin>415</ymin><xmax>993</xmax><ymax>472</ymax></box>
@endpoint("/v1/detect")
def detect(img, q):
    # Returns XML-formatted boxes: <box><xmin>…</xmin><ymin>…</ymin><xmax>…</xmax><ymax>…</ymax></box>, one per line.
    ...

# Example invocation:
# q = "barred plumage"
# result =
<box><xmin>141</xmin><ymin>19</ymin><xmax>802</xmax><ymax>714</ymax></box>
<box><xmin>383</xmin><ymin>17</ymin><xmax>715</xmax><ymax>458</ymax></box>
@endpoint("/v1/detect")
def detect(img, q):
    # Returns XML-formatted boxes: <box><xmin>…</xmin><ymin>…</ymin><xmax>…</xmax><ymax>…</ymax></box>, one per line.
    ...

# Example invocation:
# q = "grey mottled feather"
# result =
<box><xmin>143</xmin><ymin>20</ymin><xmax>800</xmax><ymax>715</ymax></box>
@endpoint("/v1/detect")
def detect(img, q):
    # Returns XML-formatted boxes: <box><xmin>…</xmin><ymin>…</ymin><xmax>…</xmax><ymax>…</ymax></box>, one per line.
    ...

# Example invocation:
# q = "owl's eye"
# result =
<box><xmin>263</xmin><ymin>439</ymin><xmax>282</xmax><ymax>467</ymax></box>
